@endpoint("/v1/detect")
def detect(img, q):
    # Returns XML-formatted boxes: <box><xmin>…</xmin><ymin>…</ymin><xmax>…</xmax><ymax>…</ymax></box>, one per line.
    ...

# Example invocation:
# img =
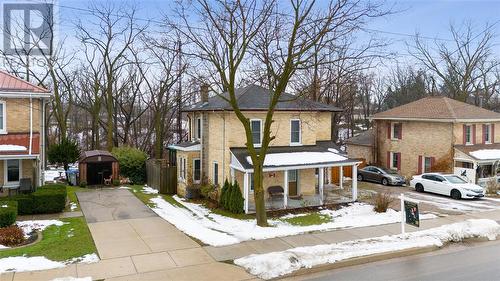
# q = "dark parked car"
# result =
<box><xmin>357</xmin><ymin>166</ymin><xmax>406</xmax><ymax>186</ymax></box>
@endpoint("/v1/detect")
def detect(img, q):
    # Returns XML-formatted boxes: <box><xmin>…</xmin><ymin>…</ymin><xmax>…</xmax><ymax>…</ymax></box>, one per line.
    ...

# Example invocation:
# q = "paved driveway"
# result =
<box><xmin>77</xmin><ymin>189</ymin><xmax>155</xmax><ymax>223</ymax></box>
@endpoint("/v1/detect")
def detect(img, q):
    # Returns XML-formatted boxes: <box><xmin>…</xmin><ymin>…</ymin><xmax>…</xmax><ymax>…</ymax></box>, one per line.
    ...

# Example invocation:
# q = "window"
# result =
<box><xmin>464</xmin><ymin>125</ymin><xmax>472</xmax><ymax>144</ymax></box>
<box><xmin>250</xmin><ymin>173</ymin><xmax>254</xmax><ymax>191</ymax></box>
<box><xmin>251</xmin><ymin>119</ymin><xmax>262</xmax><ymax>147</ymax></box>
<box><xmin>179</xmin><ymin>158</ymin><xmax>187</xmax><ymax>181</ymax></box>
<box><xmin>424</xmin><ymin>157</ymin><xmax>432</xmax><ymax>173</ymax></box>
<box><xmin>193</xmin><ymin>158</ymin><xmax>201</xmax><ymax>182</ymax></box>
<box><xmin>389</xmin><ymin>152</ymin><xmax>400</xmax><ymax>170</ymax></box>
<box><xmin>484</xmin><ymin>124</ymin><xmax>492</xmax><ymax>144</ymax></box>
<box><xmin>5</xmin><ymin>159</ymin><xmax>20</xmax><ymax>183</ymax></box>
<box><xmin>0</xmin><ymin>102</ymin><xmax>5</xmax><ymax>133</ymax></box>
<box><xmin>196</xmin><ymin>117</ymin><xmax>202</xmax><ymax>139</ymax></box>
<box><xmin>391</xmin><ymin>122</ymin><xmax>402</xmax><ymax>139</ymax></box>
<box><xmin>290</xmin><ymin>119</ymin><xmax>301</xmax><ymax>145</ymax></box>
<box><xmin>213</xmin><ymin>162</ymin><xmax>219</xmax><ymax>186</ymax></box>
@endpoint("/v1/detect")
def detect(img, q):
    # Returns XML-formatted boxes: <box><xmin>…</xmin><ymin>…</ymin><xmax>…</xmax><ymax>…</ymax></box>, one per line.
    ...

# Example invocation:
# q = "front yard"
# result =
<box><xmin>128</xmin><ymin>185</ymin><xmax>437</xmax><ymax>246</ymax></box>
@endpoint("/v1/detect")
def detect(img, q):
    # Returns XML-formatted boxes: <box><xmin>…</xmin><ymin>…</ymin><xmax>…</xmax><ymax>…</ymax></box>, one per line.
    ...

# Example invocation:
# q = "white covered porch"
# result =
<box><xmin>454</xmin><ymin>145</ymin><xmax>500</xmax><ymax>187</ymax></box>
<box><xmin>229</xmin><ymin>147</ymin><xmax>361</xmax><ymax>214</ymax></box>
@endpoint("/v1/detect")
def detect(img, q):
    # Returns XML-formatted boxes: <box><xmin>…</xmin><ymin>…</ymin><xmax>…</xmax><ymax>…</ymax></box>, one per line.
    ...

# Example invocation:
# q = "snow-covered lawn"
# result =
<box><xmin>144</xmin><ymin>187</ymin><xmax>437</xmax><ymax>246</ymax></box>
<box><xmin>235</xmin><ymin>219</ymin><xmax>500</xmax><ymax>279</ymax></box>
<box><xmin>405</xmin><ymin>192</ymin><xmax>500</xmax><ymax>213</ymax></box>
<box><xmin>0</xmin><ymin>253</ymin><xmax>98</xmax><ymax>273</ymax></box>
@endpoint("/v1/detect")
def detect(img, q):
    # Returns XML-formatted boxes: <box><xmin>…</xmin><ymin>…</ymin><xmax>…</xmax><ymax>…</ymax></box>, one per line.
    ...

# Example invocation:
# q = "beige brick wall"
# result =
<box><xmin>452</xmin><ymin>122</ymin><xmax>500</xmax><ymax>145</ymax></box>
<box><xmin>176</xmin><ymin>150</ymin><xmax>200</xmax><ymax>197</ymax></box>
<box><xmin>376</xmin><ymin>120</ymin><xmax>454</xmax><ymax>178</ymax></box>
<box><xmin>346</xmin><ymin>144</ymin><xmax>374</xmax><ymax>163</ymax></box>
<box><xmin>3</xmin><ymin>99</ymin><xmax>41</xmax><ymax>133</ymax></box>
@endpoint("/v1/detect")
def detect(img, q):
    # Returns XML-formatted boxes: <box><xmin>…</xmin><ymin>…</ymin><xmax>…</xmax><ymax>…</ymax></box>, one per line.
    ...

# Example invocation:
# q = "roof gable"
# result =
<box><xmin>184</xmin><ymin>84</ymin><xmax>342</xmax><ymax>112</ymax></box>
<box><xmin>373</xmin><ymin>96</ymin><xmax>500</xmax><ymax>121</ymax></box>
<box><xmin>0</xmin><ymin>70</ymin><xmax>50</xmax><ymax>93</ymax></box>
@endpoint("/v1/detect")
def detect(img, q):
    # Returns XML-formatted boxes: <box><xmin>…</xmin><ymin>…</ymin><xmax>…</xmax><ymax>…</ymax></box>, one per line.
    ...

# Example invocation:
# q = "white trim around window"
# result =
<box><xmin>193</xmin><ymin>158</ymin><xmax>201</xmax><ymax>183</ymax></box>
<box><xmin>0</xmin><ymin>101</ymin><xmax>6</xmax><ymax>134</ymax></box>
<box><xmin>485</xmin><ymin>124</ymin><xmax>492</xmax><ymax>144</ymax></box>
<box><xmin>4</xmin><ymin>159</ymin><xmax>21</xmax><ymax>187</ymax></box>
<box><xmin>196</xmin><ymin>117</ymin><xmax>202</xmax><ymax>140</ymax></box>
<box><xmin>290</xmin><ymin>119</ymin><xmax>302</xmax><ymax>146</ymax></box>
<box><xmin>464</xmin><ymin>124</ymin><xmax>472</xmax><ymax>145</ymax></box>
<box><xmin>391</xmin><ymin>122</ymin><xmax>401</xmax><ymax>140</ymax></box>
<box><xmin>250</xmin><ymin>119</ymin><xmax>262</xmax><ymax>147</ymax></box>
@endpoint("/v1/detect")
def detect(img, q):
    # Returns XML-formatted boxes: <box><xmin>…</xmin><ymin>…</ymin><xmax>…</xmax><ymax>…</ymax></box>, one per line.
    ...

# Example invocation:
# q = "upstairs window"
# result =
<box><xmin>484</xmin><ymin>124</ymin><xmax>492</xmax><ymax>144</ymax></box>
<box><xmin>464</xmin><ymin>125</ymin><xmax>472</xmax><ymax>145</ymax></box>
<box><xmin>196</xmin><ymin>117</ymin><xmax>202</xmax><ymax>139</ymax></box>
<box><xmin>250</xmin><ymin>119</ymin><xmax>262</xmax><ymax>147</ymax></box>
<box><xmin>391</xmin><ymin>122</ymin><xmax>402</xmax><ymax>140</ymax></box>
<box><xmin>290</xmin><ymin>119</ymin><xmax>301</xmax><ymax>145</ymax></box>
<box><xmin>0</xmin><ymin>101</ymin><xmax>5</xmax><ymax>133</ymax></box>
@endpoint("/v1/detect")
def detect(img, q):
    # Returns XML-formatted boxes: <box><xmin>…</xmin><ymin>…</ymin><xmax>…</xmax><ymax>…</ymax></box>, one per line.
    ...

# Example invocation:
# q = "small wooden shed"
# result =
<box><xmin>79</xmin><ymin>150</ymin><xmax>119</xmax><ymax>185</ymax></box>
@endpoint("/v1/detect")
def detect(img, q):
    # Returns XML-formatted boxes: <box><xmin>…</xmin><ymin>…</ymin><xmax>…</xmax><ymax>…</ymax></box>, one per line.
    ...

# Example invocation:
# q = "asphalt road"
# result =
<box><xmin>293</xmin><ymin>239</ymin><xmax>500</xmax><ymax>281</ymax></box>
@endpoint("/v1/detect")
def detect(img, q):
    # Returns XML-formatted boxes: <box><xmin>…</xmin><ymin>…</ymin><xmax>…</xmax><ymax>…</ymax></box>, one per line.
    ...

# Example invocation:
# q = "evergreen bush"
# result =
<box><xmin>112</xmin><ymin>146</ymin><xmax>147</xmax><ymax>184</ymax></box>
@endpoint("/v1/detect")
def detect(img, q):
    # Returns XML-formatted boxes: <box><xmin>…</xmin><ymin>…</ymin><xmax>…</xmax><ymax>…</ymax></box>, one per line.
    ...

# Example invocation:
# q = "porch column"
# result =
<box><xmin>319</xmin><ymin>167</ymin><xmax>324</xmax><ymax>205</ymax></box>
<box><xmin>243</xmin><ymin>172</ymin><xmax>249</xmax><ymax>213</ymax></box>
<box><xmin>283</xmin><ymin>170</ymin><xmax>289</xmax><ymax>208</ymax></box>
<box><xmin>339</xmin><ymin>165</ymin><xmax>343</xmax><ymax>189</ymax></box>
<box><xmin>230</xmin><ymin>167</ymin><xmax>235</xmax><ymax>184</ymax></box>
<box><xmin>352</xmin><ymin>164</ymin><xmax>358</xmax><ymax>201</ymax></box>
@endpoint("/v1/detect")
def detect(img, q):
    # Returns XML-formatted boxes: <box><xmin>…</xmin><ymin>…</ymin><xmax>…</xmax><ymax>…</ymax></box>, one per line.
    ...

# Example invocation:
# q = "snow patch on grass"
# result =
<box><xmin>146</xmin><ymin>192</ymin><xmax>437</xmax><ymax>246</ymax></box>
<box><xmin>0</xmin><ymin>253</ymin><xmax>99</xmax><ymax>273</ymax></box>
<box><xmin>142</xmin><ymin>186</ymin><xmax>159</xmax><ymax>194</ymax></box>
<box><xmin>235</xmin><ymin>219</ymin><xmax>500</xmax><ymax>279</ymax></box>
<box><xmin>17</xmin><ymin>220</ymin><xmax>65</xmax><ymax>238</ymax></box>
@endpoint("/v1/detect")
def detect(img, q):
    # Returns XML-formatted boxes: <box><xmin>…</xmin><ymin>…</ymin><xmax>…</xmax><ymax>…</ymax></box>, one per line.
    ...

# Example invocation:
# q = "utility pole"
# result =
<box><xmin>176</xmin><ymin>38</ymin><xmax>183</xmax><ymax>142</ymax></box>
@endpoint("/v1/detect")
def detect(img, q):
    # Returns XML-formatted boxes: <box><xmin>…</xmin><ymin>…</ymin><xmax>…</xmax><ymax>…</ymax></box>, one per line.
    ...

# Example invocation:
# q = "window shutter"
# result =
<box><xmin>482</xmin><ymin>124</ymin><xmax>486</xmax><ymax>144</ymax></box>
<box><xmin>397</xmin><ymin>153</ymin><xmax>401</xmax><ymax>171</ymax></box>
<box><xmin>463</xmin><ymin>124</ymin><xmax>466</xmax><ymax>144</ymax></box>
<box><xmin>399</xmin><ymin>123</ymin><xmax>403</xmax><ymax>140</ymax></box>
<box><xmin>417</xmin><ymin>155</ymin><xmax>422</xmax><ymax>174</ymax></box>
<box><xmin>472</xmin><ymin>124</ymin><xmax>476</xmax><ymax>144</ymax></box>
<box><xmin>492</xmin><ymin>124</ymin><xmax>496</xmax><ymax>143</ymax></box>
<box><xmin>431</xmin><ymin>157</ymin><xmax>436</xmax><ymax>172</ymax></box>
<box><xmin>387</xmin><ymin>123</ymin><xmax>391</xmax><ymax>139</ymax></box>
<box><xmin>387</xmin><ymin>151</ymin><xmax>391</xmax><ymax>168</ymax></box>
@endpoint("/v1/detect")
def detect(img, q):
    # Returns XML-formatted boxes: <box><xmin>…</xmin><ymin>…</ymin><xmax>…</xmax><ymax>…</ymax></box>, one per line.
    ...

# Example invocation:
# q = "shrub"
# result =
<box><xmin>220</xmin><ymin>179</ymin><xmax>230</xmax><ymax>209</ymax></box>
<box><xmin>0</xmin><ymin>225</ymin><xmax>25</xmax><ymax>246</ymax></box>
<box><xmin>0</xmin><ymin>194</ymin><xmax>33</xmax><ymax>215</ymax></box>
<box><xmin>112</xmin><ymin>146</ymin><xmax>147</xmax><ymax>184</ymax></box>
<box><xmin>200</xmin><ymin>182</ymin><xmax>215</xmax><ymax>198</ymax></box>
<box><xmin>112</xmin><ymin>179</ymin><xmax>120</xmax><ymax>186</ymax></box>
<box><xmin>486</xmin><ymin>178</ymin><xmax>499</xmax><ymax>195</ymax></box>
<box><xmin>79</xmin><ymin>181</ymin><xmax>87</xmax><ymax>188</ymax></box>
<box><xmin>32</xmin><ymin>185</ymin><xmax>67</xmax><ymax>214</ymax></box>
<box><xmin>228</xmin><ymin>181</ymin><xmax>244</xmax><ymax>214</ymax></box>
<box><xmin>0</xmin><ymin>201</ymin><xmax>17</xmax><ymax>227</ymax></box>
<box><xmin>47</xmin><ymin>138</ymin><xmax>80</xmax><ymax>170</ymax></box>
<box><xmin>372</xmin><ymin>191</ymin><xmax>394</xmax><ymax>213</ymax></box>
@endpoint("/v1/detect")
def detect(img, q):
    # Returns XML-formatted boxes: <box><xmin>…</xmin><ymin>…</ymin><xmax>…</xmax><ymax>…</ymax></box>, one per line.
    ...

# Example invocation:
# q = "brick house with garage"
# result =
<box><xmin>169</xmin><ymin>84</ymin><xmax>361</xmax><ymax>213</ymax></box>
<box><xmin>346</xmin><ymin>96</ymin><xmax>500</xmax><ymax>186</ymax></box>
<box><xmin>0</xmin><ymin>70</ymin><xmax>51</xmax><ymax>196</ymax></box>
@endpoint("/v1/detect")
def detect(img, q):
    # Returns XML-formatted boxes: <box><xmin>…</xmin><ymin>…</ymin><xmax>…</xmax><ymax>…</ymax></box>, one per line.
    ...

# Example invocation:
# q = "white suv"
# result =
<box><xmin>410</xmin><ymin>173</ymin><xmax>485</xmax><ymax>200</ymax></box>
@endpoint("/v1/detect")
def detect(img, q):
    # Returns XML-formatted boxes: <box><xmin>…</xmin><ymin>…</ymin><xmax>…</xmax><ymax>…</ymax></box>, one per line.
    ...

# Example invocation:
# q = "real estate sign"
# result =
<box><xmin>404</xmin><ymin>200</ymin><xmax>420</xmax><ymax>227</ymax></box>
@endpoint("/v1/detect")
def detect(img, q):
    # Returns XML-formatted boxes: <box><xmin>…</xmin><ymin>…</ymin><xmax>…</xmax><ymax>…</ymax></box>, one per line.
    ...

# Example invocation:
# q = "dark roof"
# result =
<box><xmin>183</xmin><ymin>84</ymin><xmax>342</xmax><ymax>113</ymax></box>
<box><xmin>345</xmin><ymin>129</ymin><xmax>374</xmax><ymax>147</ymax></box>
<box><xmin>372</xmin><ymin>96</ymin><xmax>500</xmax><ymax>121</ymax></box>
<box><xmin>79</xmin><ymin>150</ymin><xmax>118</xmax><ymax>163</ymax></box>
<box><xmin>230</xmin><ymin>144</ymin><xmax>356</xmax><ymax>170</ymax></box>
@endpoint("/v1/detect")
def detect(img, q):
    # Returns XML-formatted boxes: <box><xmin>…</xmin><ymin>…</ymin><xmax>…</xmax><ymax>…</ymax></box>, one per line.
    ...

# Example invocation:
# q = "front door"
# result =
<box><xmin>288</xmin><ymin>170</ymin><xmax>299</xmax><ymax>196</ymax></box>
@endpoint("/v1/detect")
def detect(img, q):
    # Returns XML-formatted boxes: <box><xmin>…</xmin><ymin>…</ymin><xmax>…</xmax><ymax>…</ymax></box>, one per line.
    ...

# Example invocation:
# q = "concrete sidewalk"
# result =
<box><xmin>203</xmin><ymin>210</ymin><xmax>500</xmax><ymax>262</ymax></box>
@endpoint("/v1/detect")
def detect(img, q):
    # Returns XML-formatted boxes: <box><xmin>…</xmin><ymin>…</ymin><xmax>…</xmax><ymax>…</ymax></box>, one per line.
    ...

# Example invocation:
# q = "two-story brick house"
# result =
<box><xmin>346</xmin><ymin>96</ymin><xmax>500</xmax><ymax>186</ymax></box>
<box><xmin>169</xmin><ymin>84</ymin><xmax>360</xmax><ymax>213</ymax></box>
<box><xmin>0</xmin><ymin>71</ymin><xmax>51</xmax><ymax>196</ymax></box>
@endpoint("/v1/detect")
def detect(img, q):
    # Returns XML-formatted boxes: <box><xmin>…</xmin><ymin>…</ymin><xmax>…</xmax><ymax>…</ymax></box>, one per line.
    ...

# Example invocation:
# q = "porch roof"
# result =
<box><xmin>455</xmin><ymin>143</ymin><xmax>500</xmax><ymax>162</ymax></box>
<box><xmin>230</xmin><ymin>144</ymin><xmax>360</xmax><ymax>172</ymax></box>
<box><xmin>168</xmin><ymin>140</ymin><xmax>201</xmax><ymax>152</ymax></box>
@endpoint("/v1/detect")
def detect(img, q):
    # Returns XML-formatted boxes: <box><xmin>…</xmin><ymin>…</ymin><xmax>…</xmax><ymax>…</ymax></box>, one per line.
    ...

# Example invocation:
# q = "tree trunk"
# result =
<box><xmin>252</xmin><ymin>161</ymin><xmax>268</xmax><ymax>227</ymax></box>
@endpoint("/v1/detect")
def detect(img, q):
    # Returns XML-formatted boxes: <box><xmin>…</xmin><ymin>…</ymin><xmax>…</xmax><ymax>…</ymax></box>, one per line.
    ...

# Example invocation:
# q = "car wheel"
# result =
<box><xmin>381</xmin><ymin>178</ymin><xmax>389</xmax><ymax>186</ymax></box>
<box><xmin>451</xmin><ymin>189</ymin><xmax>462</xmax><ymax>200</ymax></box>
<box><xmin>357</xmin><ymin>174</ymin><xmax>363</xmax><ymax>181</ymax></box>
<box><xmin>415</xmin><ymin>183</ymin><xmax>424</xmax><ymax>192</ymax></box>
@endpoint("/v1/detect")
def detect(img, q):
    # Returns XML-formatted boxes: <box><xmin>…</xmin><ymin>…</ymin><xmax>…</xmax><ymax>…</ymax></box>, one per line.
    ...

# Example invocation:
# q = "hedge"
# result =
<box><xmin>112</xmin><ymin>146</ymin><xmax>147</xmax><ymax>184</ymax></box>
<box><xmin>0</xmin><ymin>201</ymin><xmax>17</xmax><ymax>227</ymax></box>
<box><xmin>0</xmin><ymin>184</ymin><xmax>67</xmax><ymax>215</ymax></box>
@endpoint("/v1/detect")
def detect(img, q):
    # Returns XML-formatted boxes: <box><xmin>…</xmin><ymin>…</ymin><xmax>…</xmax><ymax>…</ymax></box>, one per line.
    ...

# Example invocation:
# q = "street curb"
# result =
<box><xmin>276</xmin><ymin>245</ymin><xmax>439</xmax><ymax>280</ymax></box>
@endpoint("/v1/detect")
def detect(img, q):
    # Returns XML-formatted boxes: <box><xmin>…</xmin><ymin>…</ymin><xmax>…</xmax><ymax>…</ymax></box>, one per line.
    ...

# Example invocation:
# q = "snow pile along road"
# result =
<box><xmin>234</xmin><ymin>219</ymin><xmax>500</xmax><ymax>279</ymax></box>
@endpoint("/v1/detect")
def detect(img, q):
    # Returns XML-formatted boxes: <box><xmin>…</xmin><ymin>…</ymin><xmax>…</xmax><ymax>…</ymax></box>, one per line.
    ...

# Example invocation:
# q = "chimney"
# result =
<box><xmin>200</xmin><ymin>84</ymin><xmax>209</xmax><ymax>103</ymax></box>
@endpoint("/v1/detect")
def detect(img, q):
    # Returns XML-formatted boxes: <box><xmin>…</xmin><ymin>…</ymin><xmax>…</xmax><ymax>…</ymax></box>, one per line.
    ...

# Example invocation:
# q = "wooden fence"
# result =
<box><xmin>146</xmin><ymin>159</ymin><xmax>177</xmax><ymax>194</ymax></box>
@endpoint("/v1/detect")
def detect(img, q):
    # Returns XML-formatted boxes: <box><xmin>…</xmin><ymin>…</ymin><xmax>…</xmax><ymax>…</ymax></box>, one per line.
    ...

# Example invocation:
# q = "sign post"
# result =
<box><xmin>400</xmin><ymin>193</ymin><xmax>420</xmax><ymax>238</ymax></box>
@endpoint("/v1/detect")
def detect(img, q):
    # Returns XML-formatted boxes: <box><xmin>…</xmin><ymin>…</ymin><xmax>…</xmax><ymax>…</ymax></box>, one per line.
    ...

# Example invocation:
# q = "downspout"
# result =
<box><xmin>40</xmin><ymin>98</ymin><xmax>46</xmax><ymax>186</ymax></box>
<box><xmin>222</xmin><ymin>111</ymin><xmax>226</xmax><ymax>182</ymax></box>
<box><xmin>29</xmin><ymin>94</ymin><xmax>33</xmax><ymax>155</ymax></box>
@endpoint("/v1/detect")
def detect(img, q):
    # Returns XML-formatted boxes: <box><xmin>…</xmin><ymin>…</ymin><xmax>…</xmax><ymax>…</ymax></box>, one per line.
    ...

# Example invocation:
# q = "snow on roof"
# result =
<box><xmin>0</xmin><ymin>145</ymin><xmax>27</xmax><ymax>151</ymax></box>
<box><xmin>246</xmin><ymin>151</ymin><xmax>347</xmax><ymax>167</ymax></box>
<box><xmin>469</xmin><ymin>149</ymin><xmax>500</xmax><ymax>160</ymax></box>
<box><xmin>168</xmin><ymin>143</ymin><xmax>201</xmax><ymax>152</ymax></box>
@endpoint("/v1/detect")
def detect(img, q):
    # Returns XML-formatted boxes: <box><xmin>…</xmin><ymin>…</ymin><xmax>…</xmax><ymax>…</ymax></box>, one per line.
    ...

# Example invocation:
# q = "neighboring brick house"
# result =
<box><xmin>169</xmin><ymin>84</ymin><xmax>360</xmax><ymax>213</ymax></box>
<box><xmin>346</xmin><ymin>96</ymin><xmax>500</xmax><ymax>186</ymax></box>
<box><xmin>0</xmin><ymin>71</ymin><xmax>51</xmax><ymax>196</ymax></box>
